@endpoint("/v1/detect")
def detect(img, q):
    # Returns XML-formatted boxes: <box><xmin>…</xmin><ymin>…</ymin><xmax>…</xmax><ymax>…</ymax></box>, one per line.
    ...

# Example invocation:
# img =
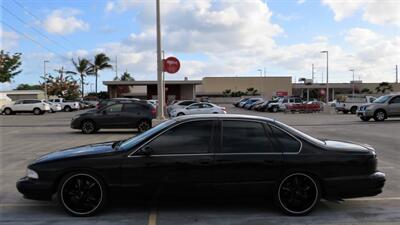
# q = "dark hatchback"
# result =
<box><xmin>18</xmin><ymin>114</ymin><xmax>385</xmax><ymax>216</ymax></box>
<box><xmin>71</xmin><ymin>101</ymin><xmax>156</xmax><ymax>134</ymax></box>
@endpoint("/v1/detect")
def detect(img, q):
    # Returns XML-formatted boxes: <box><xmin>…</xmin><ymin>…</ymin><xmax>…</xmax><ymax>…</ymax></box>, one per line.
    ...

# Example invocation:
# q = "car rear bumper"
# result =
<box><xmin>323</xmin><ymin>172</ymin><xmax>385</xmax><ymax>199</ymax></box>
<box><xmin>16</xmin><ymin>177</ymin><xmax>54</xmax><ymax>200</ymax></box>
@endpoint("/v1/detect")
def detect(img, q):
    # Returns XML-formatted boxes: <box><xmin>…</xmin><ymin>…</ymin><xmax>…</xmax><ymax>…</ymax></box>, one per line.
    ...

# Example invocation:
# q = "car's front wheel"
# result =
<box><xmin>272</xmin><ymin>106</ymin><xmax>279</xmax><ymax>112</ymax></box>
<box><xmin>374</xmin><ymin>110</ymin><xmax>386</xmax><ymax>122</ymax></box>
<box><xmin>3</xmin><ymin>108</ymin><xmax>12</xmax><ymax>115</ymax></box>
<box><xmin>33</xmin><ymin>108</ymin><xmax>42</xmax><ymax>115</ymax></box>
<box><xmin>81</xmin><ymin>120</ymin><xmax>97</xmax><ymax>134</ymax></box>
<box><xmin>64</xmin><ymin>106</ymin><xmax>72</xmax><ymax>112</ymax></box>
<box><xmin>58</xmin><ymin>172</ymin><xmax>107</xmax><ymax>216</ymax></box>
<box><xmin>276</xmin><ymin>173</ymin><xmax>320</xmax><ymax>216</ymax></box>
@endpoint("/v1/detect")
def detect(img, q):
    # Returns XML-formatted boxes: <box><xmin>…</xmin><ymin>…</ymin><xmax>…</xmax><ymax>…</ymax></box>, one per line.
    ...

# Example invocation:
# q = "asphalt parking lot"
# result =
<box><xmin>1</xmin><ymin>106</ymin><xmax>399</xmax><ymax>225</ymax></box>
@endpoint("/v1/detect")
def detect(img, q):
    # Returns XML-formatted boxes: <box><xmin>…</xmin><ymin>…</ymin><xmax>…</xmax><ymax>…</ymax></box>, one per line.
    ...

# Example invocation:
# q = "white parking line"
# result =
<box><xmin>148</xmin><ymin>208</ymin><xmax>158</xmax><ymax>225</ymax></box>
<box><xmin>347</xmin><ymin>197</ymin><xmax>400</xmax><ymax>201</ymax></box>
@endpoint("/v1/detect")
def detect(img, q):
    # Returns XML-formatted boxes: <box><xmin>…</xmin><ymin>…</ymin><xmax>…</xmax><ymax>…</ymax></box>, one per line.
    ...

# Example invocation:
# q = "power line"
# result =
<box><xmin>1</xmin><ymin>5</ymin><xmax>70</xmax><ymax>52</ymax></box>
<box><xmin>11</xmin><ymin>0</ymin><xmax>82</xmax><ymax>50</ymax></box>
<box><xmin>1</xmin><ymin>20</ymin><xmax>68</xmax><ymax>60</ymax></box>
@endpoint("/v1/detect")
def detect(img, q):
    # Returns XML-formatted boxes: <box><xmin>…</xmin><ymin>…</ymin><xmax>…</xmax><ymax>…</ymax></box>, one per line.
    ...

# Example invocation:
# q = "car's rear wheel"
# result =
<box><xmin>58</xmin><ymin>172</ymin><xmax>107</xmax><ymax>216</ymax></box>
<box><xmin>350</xmin><ymin>106</ymin><xmax>357</xmax><ymax>114</ymax></box>
<box><xmin>360</xmin><ymin>116</ymin><xmax>371</xmax><ymax>121</ymax></box>
<box><xmin>272</xmin><ymin>106</ymin><xmax>279</xmax><ymax>112</ymax></box>
<box><xmin>33</xmin><ymin>108</ymin><xmax>42</xmax><ymax>115</ymax></box>
<box><xmin>137</xmin><ymin>120</ymin><xmax>151</xmax><ymax>133</ymax></box>
<box><xmin>374</xmin><ymin>110</ymin><xmax>386</xmax><ymax>122</ymax></box>
<box><xmin>81</xmin><ymin>120</ymin><xmax>97</xmax><ymax>134</ymax></box>
<box><xmin>276</xmin><ymin>173</ymin><xmax>320</xmax><ymax>216</ymax></box>
<box><xmin>342</xmin><ymin>110</ymin><xmax>349</xmax><ymax>114</ymax></box>
<box><xmin>64</xmin><ymin>106</ymin><xmax>72</xmax><ymax>112</ymax></box>
<box><xmin>4</xmin><ymin>108</ymin><xmax>12</xmax><ymax>115</ymax></box>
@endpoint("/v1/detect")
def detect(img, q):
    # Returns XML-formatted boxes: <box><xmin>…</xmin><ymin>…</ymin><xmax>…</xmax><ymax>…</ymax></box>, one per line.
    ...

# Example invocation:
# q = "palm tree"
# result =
<box><xmin>375</xmin><ymin>82</ymin><xmax>393</xmax><ymax>94</ymax></box>
<box><xmin>120</xmin><ymin>70</ymin><xmax>134</xmax><ymax>81</ymax></box>
<box><xmin>87</xmin><ymin>53</ymin><xmax>113</xmax><ymax>93</ymax></box>
<box><xmin>72</xmin><ymin>58</ymin><xmax>90</xmax><ymax>98</ymax></box>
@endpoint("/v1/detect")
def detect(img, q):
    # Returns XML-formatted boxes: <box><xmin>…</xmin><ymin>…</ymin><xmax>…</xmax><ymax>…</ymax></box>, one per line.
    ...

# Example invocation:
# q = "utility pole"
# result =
<box><xmin>257</xmin><ymin>69</ymin><xmax>262</xmax><ymax>77</ymax></box>
<box><xmin>115</xmin><ymin>56</ymin><xmax>118</xmax><ymax>79</ymax></box>
<box><xmin>321</xmin><ymin>51</ymin><xmax>329</xmax><ymax>103</ymax></box>
<box><xmin>350</xmin><ymin>69</ymin><xmax>355</xmax><ymax>99</ymax></box>
<box><xmin>312</xmin><ymin>64</ymin><xmax>315</xmax><ymax>83</ymax></box>
<box><xmin>156</xmin><ymin>0</ymin><xmax>164</xmax><ymax>119</ymax></box>
<box><xmin>43</xmin><ymin>60</ymin><xmax>49</xmax><ymax>101</ymax></box>
<box><xmin>396</xmin><ymin>65</ymin><xmax>398</xmax><ymax>83</ymax></box>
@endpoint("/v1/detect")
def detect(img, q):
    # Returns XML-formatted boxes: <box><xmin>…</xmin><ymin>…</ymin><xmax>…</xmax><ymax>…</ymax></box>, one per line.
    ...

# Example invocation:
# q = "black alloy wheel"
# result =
<box><xmin>81</xmin><ymin>121</ymin><xmax>96</xmax><ymax>134</ymax></box>
<box><xmin>277</xmin><ymin>173</ymin><xmax>320</xmax><ymax>216</ymax></box>
<box><xmin>374</xmin><ymin>110</ymin><xmax>386</xmax><ymax>122</ymax></box>
<box><xmin>4</xmin><ymin>108</ymin><xmax>12</xmax><ymax>115</ymax></box>
<box><xmin>59</xmin><ymin>173</ymin><xmax>106</xmax><ymax>216</ymax></box>
<box><xmin>33</xmin><ymin>108</ymin><xmax>42</xmax><ymax>115</ymax></box>
<box><xmin>65</xmin><ymin>106</ymin><xmax>72</xmax><ymax>112</ymax></box>
<box><xmin>350</xmin><ymin>106</ymin><xmax>357</xmax><ymax>114</ymax></box>
<box><xmin>137</xmin><ymin>120</ymin><xmax>151</xmax><ymax>133</ymax></box>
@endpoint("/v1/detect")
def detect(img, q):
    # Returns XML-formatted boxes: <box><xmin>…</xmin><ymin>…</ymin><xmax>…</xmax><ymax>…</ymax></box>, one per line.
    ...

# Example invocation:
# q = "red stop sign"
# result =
<box><xmin>163</xmin><ymin>57</ymin><xmax>180</xmax><ymax>74</ymax></box>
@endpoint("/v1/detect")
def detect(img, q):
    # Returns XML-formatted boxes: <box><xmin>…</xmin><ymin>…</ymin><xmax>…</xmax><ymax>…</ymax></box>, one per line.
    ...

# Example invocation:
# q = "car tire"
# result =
<box><xmin>275</xmin><ymin>173</ymin><xmax>320</xmax><ymax>216</ymax></box>
<box><xmin>342</xmin><ymin>110</ymin><xmax>349</xmax><ymax>114</ymax></box>
<box><xmin>360</xmin><ymin>116</ymin><xmax>371</xmax><ymax>121</ymax></box>
<box><xmin>373</xmin><ymin>110</ymin><xmax>386</xmax><ymax>122</ymax></box>
<box><xmin>272</xmin><ymin>106</ymin><xmax>279</xmax><ymax>113</ymax></box>
<box><xmin>4</xmin><ymin>108</ymin><xmax>12</xmax><ymax>115</ymax></box>
<box><xmin>33</xmin><ymin>108</ymin><xmax>42</xmax><ymax>115</ymax></box>
<box><xmin>51</xmin><ymin>109</ymin><xmax>56</xmax><ymax>113</ymax></box>
<box><xmin>81</xmin><ymin>120</ymin><xmax>97</xmax><ymax>134</ymax></box>
<box><xmin>64</xmin><ymin>106</ymin><xmax>72</xmax><ymax>112</ymax></box>
<box><xmin>137</xmin><ymin>120</ymin><xmax>151</xmax><ymax>133</ymax></box>
<box><xmin>58</xmin><ymin>172</ymin><xmax>107</xmax><ymax>217</ymax></box>
<box><xmin>177</xmin><ymin>112</ymin><xmax>185</xmax><ymax>116</ymax></box>
<box><xmin>350</xmin><ymin>106</ymin><xmax>357</xmax><ymax>114</ymax></box>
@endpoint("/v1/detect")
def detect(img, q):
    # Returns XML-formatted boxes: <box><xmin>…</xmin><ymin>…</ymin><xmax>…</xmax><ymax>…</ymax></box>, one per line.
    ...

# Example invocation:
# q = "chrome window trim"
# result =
<box><xmin>127</xmin><ymin>118</ymin><xmax>216</xmax><ymax>158</ymax></box>
<box><xmin>267</xmin><ymin>123</ymin><xmax>302</xmax><ymax>154</ymax></box>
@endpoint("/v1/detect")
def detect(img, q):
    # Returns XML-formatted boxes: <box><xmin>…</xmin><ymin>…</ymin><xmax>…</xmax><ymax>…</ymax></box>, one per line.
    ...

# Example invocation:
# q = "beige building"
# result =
<box><xmin>0</xmin><ymin>90</ymin><xmax>46</xmax><ymax>101</ymax></box>
<box><xmin>197</xmin><ymin>76</ymin><xmax>292</xmax><ymax>99</ymax></box>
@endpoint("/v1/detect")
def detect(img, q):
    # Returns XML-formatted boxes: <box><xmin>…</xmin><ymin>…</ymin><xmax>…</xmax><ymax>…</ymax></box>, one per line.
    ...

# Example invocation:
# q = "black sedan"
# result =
<box><xmin>71</xmin><ymin>101</ymin><xmax>156</xmax><ymax>134</ymax></box>
<box><xmin>17</xmin><ymin>114</ymin><xmax>385</xmax><ymax>216</ymax></box>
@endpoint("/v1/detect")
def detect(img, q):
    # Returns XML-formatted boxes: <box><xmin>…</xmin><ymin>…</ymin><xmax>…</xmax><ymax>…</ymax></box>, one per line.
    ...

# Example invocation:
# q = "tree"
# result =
<box><xmin>72</xmin><ymin>57</ymin><xmax>90</xmax><ymax>98</ymax></box>
<box><xmin>120</xmin><ymin>71</ymin><xmax>134</xmax><ymax>81</ymax></box>
<box><xmin>246</xmin><ymin>87</ymin><xmax>258</xmax><ymax>95</ymax></box>
<box><xmin>42</xmin><ymin>67</ymin><xmax>80</xmax><ymax>100</ymax></box>
<box><xmin>375</xmin><ymin>82</ymin><xmax>393</xmax><ymax>94</ymax></box>
<box><xmin>87</xmin><ymin>91</ymin><xmax>108</xmax><ymax>99</ymax></box>
<box><xmin>0</xmin><ymin>50</ymin><xmax>22</xmax><ymax>83</ymax></box>
<box><xmin>87</xmin><ymin>53</ymin><xmax>113</xmax><ymax>93</ymax></box>
<box><xmin>15</xmin><ymin>83</ymin><xmax>42</xmax><ymax>90</ymax></box>
<box><xmin>222</xmin><ymin>89</ymin><xmax>231</xmax><ymax>97</ymax></box>
<box><xmin>361</xmin><ymin>88</ymin><xmax>372</xmax><ymax>94</ymax></box>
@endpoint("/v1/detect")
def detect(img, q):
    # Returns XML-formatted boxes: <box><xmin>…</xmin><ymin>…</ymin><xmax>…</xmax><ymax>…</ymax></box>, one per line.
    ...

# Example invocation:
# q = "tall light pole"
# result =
<box><xmin>43</xmin><ymin>60</ymin><xmax>49</xmax><ymax>101</ymax></box>
<box><xmin>349</xmin><ymin>69</ymin><xmax>355</xmax><ymax>99</ymax></box>
<box><xmin>320</xmin><ymin>51</ymin><xmax>329</xmax><ymax>103</ymax></box>
<box><xmin>257</xmin><ymin>69</ymin><xmax>262</xmax><ymax>77</ymax></box>
<box><xmin>156</xmin><ymin>0</ymin><xmax>164</xmax><ymax>119</ymax></box>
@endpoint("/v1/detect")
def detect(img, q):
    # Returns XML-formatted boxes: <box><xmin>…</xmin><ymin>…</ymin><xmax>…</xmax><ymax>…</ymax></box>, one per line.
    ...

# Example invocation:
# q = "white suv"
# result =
<box><xmin>1</xmin><ymin>99</ymin><xmax>51</xmax><ymax>115</ymax></box>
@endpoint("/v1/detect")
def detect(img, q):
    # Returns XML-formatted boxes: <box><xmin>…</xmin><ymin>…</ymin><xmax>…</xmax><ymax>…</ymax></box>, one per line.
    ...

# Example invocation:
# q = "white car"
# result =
<box><xmin>170</xmin><ymin>102</ymin><xmax>226</xmax><ymax>117</ymax></box>
<box><xmin>1</xmin><ymin>99</ymin><xmax>51</xmax><ymax>115</ymax></box>
<box><xmin>167</xmin><ymin>100</ymin><xmax>197</xmax><ymax>116</ymax></box>
<box><xmin>49</xmin><ymin>98</ymin><xmax>80</xmax><ymax>112</ymax></box>
<box><xmin>45</xmin><ymin>101</ymin><xmax>62</xmax><ymax>113</ymax></box>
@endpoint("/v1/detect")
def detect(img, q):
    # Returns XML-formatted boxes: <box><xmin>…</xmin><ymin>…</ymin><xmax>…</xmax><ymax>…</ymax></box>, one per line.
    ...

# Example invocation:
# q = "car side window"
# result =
<box><xmin>268</xmin><ymin>124</ymin><xmax>301</xmax><ymax>153</ymax></box>
<box><xmin>146</xmin><ymin>120</ymin><xmax>214</xmax><ymax>154</ymax></box>
<box><xmin>203</xmin><ymin>104</ymin><xmax>212</xmax><ymax>108</ymax></box>
<box><xmin>222</xmin><ymin>120</ymin><xmax>273</xmax><ymax>153</ymax></box>
<box><xmin>54</xmin><ymin>99</ymin><xmax>60</xmax><ymax>103</ymax></box>
<box><xmin>124</xmin><ymin>103</ymin><xmax>142</xmax><ymax>112</ymax></box>
<box><xmin>390</xmin><ymin>96</ymin><xmax>400</xmax><ymax>104</ymax></box>
<box><xmin>188</xmin><ymin>103</ymin><xmax>201</xmax><ymax>109</ymax></box>
<box><xmin>104</xmin><ymin>104</ymin><xmax>122</xmax><ymax>113</ymax></box>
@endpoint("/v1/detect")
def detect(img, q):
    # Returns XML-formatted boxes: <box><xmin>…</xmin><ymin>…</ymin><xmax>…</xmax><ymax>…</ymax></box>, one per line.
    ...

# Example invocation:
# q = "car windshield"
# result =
<box><xmin>274</xmin><ymin>120</ymin><xmax>326</xmax><ymax>146</ymax></box>
<box><xmin>373</xmin><ymin>95</ymin><xmax>391</xmax><ymax>103</ymax></box>
<box><xmin>118</xmin><ymin>120</ymin><xmax>176</xmax><ymax>151</ymax></box>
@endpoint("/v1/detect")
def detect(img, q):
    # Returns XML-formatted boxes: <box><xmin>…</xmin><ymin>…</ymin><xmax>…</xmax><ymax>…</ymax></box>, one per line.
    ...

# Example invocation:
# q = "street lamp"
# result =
<box><xmin>257</xmin><ymin>69</ymin><xmax>263</xmax><ymax>77</ymax></box>
<box><xmin>349</xmin><ymin>69</ymin><xmax>355</xmax><ymax>99</ymax></box>
<box><xmin>156</xmin><ymin>0</ymin><xmax>164</xmax><ymax>119</ymax></box>
<box><xmin>43</xmin><ymin>60</ymin><xmax>49</xmax><ymax>101</ymax></box>
<box><xmin>320</xmin><ymin>51</ymin><xmax>329</xmax><ymax>103</ymax></box>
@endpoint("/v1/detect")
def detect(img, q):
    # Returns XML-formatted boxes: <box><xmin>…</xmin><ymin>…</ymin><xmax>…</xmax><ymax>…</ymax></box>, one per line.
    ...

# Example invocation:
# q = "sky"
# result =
<box><xmin>1</xmin><ymin>0</ymin><xmax>399</xmax><ymax>91</ymax></box>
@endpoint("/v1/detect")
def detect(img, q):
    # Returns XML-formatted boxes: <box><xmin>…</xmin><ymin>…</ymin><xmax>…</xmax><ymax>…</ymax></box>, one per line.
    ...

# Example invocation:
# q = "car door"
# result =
<box><xmin>21</xmin><ymin>100</ymin><xmax>34</xmax><ymax>111</ymax></box>
<box><xmin>97</xmin><ymin>104</ymin><xmax>124</xmax><ymax>128</ymax></box>
<box><xmin>213</xmin><ymin>120</ymin><xmax>283</xmax><ymax>186</ymax></box>
<box><xmin>388</xmin><ymin>96</ymin><xmax>400</xmax><ymax>116</ymax></box>
<box><xmin>122</xmin><ymin>119</ymin><xmax>216</xmax><ymax>187</ymax></box>
<box><xmin>121</xmin><ymin>103</ymin><xmax>145</xmax><ymax>127</ymax></box>
<box><xmin>12</xmin><ymin>100</ymin><xmax>23</xmax><ymax>111</ymax></box>
<box><xmin>185</xmin><ymin>103</ymin><xmax>202</xmax><ymax>115</ymax></box>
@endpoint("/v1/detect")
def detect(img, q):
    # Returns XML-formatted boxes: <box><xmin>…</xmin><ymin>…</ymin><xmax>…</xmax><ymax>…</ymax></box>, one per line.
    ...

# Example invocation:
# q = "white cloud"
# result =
<box><xmin>297</xmin><ymin>0</ymin><xmax>306</xmax><ymax>4</ymax></box>
<box><xmin>0</xmin><ymin>30</ymin><xmax>19</xmax><ymax>51</ymax></box>
<box><xmin>43</xmin><ymin>8</ymin><xmax>89</xmax><ymax>35</ymax></box>
<box><xmin>322</xmin><ymin>0</ymin><xmax>400</xmax><ymax>26</ymax></box>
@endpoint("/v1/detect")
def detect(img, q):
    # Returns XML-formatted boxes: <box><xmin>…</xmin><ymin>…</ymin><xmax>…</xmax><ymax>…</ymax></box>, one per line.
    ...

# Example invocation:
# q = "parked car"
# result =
<box><xmin>49</xmin><ymin>98</ymin><xmax>80</xmax><ymax>112</ymax></box>
<box><xmin>170</xmin><ymin>102</ymin><xmax>226</xmax><ymax>117</ymax></box>
<box><xmin>45</xmin><ymin>101</ymin><xmax>62</xmax><ymax>113</ymax></box>
<box><xmin>240</xmin><ymin>97</ymin><xmax>263</xmax><ymax>108</ymax></box>
<box><xmin>147</xmin><ymin>100</ymin><xmax>158</xmax><ymax>106</ymax></box>
<box><xmin>256</xmin><ymin>100</ymin><xmax>278</xmax><ymax>111</ymax></box>
<box><xmin>244</xmin><ymin>98</ymin><xmax>264</xmax><ymax>110</ymax></box>
<box><xmin>233</xmin><ymin>98</ymin><xmax>249</xmax><ymax>107</ymax></box>
<box><xmin>96</xmin><ymin>98</ymin><xmax>139</xmax><ymax>110</ymax></box>
<box><xmin>17</xmin><ymin>114</ymin><xmax>385</xmax><ymax>216</ymax></box>
<box><xmin>71</xmin><ymin>101</ymin><xmax>156</xmax><ymax>134</ymax></box>
<box><xmin>268</xmin><ymin>97</ymin><xmax>302</xmax><ymax>112</ymax></box>
<box><xmin>1</xmin><ymin>99</ymin><xmax>50</xmax><ymax>115</ymax></box>
<box><xmin>357</xmin><ymin>94</ymin><xmax>400</xmax><ymax>121</ymax></box>
<box><xmin>285</xmin><ymin>101</ymin><xmax>322</xmax><ymax>113</ymax></box>
<box><xmin>166</xmin><ymin>100</ymin><xmax>197</xmax><ymax>116</ymax></box>
<box><xmin>335</xmin><ymin>95</ymin><xmax>376</xmax><ymax>114</ymax></box>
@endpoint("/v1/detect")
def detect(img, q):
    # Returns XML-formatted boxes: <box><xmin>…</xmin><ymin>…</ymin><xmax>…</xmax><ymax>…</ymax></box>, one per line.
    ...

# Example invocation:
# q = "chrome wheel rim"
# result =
<box><xmin>278</xmin><ymin>173</ymin><xmax>318</xmax><ymax>214</ymax></box>
<box><xmin>82</xmin><ymin>122</ymin><xmax>94</xmax><ymax>133</ymax></box>
<box><xmin>273</xmin><ymin>107</ymin><xmax>278</xmax><ymax>112</ymax></box>
<box><xmin>5</xmin><ymin>109</ymin><xmax>11</xmax><ymax>115</ymax></box>
<box><xmin>138</xmin><ymin>121</ymin><xmax>150</xmax><ymax>132</ymax></box>
<box><xmin>377</xmin><ymin>112</ymin><xmax>385</xmax><ymax>120</ymax></box>
<box><xmin>34</xmin><ymin>109</ymin><xmax>40</xmax><ymax>115</ymax></box>
<box><xmin>61</xmin><ymin>174</ymin><xmax>102</xmax><ymax>215</ymax></box>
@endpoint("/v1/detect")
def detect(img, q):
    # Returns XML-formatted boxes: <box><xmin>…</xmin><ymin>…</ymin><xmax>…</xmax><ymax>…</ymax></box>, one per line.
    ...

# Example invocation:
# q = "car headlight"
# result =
<box><xmin>26</xmin><ymin>168</ymin><xmax>39</xmax><ymax>179</ymax></box>
<box><xmin>366</xmin><ymin>105</ymin><xmax>374</xmax><ymax>110</ymax></box>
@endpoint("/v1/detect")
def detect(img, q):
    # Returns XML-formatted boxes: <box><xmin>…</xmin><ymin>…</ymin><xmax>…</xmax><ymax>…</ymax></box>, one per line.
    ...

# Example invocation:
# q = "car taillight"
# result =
<box><xmin>151</xmin><ymin>107</ymin><xmax>156</xmax><ymax>116</ymax></box>
<box><xmin>221</xmin><ymin>107</ymin><xmax>226</xmax><ymax>110</ymax></box>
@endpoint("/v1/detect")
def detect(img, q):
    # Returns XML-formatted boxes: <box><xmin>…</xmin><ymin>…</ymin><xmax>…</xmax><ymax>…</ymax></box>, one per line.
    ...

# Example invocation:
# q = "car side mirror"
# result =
<box><xmin>139</xmin><ymin>146</ymin><xmax>153</xmax><ymax>156</ymax></box>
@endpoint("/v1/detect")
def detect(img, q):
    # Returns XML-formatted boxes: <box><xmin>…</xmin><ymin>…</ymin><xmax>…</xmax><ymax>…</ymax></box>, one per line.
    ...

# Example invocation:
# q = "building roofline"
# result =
<box><xmin>103</xmin><ymin>80</ymin><xmax>202</xmax><ymax>85</ymax></box>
